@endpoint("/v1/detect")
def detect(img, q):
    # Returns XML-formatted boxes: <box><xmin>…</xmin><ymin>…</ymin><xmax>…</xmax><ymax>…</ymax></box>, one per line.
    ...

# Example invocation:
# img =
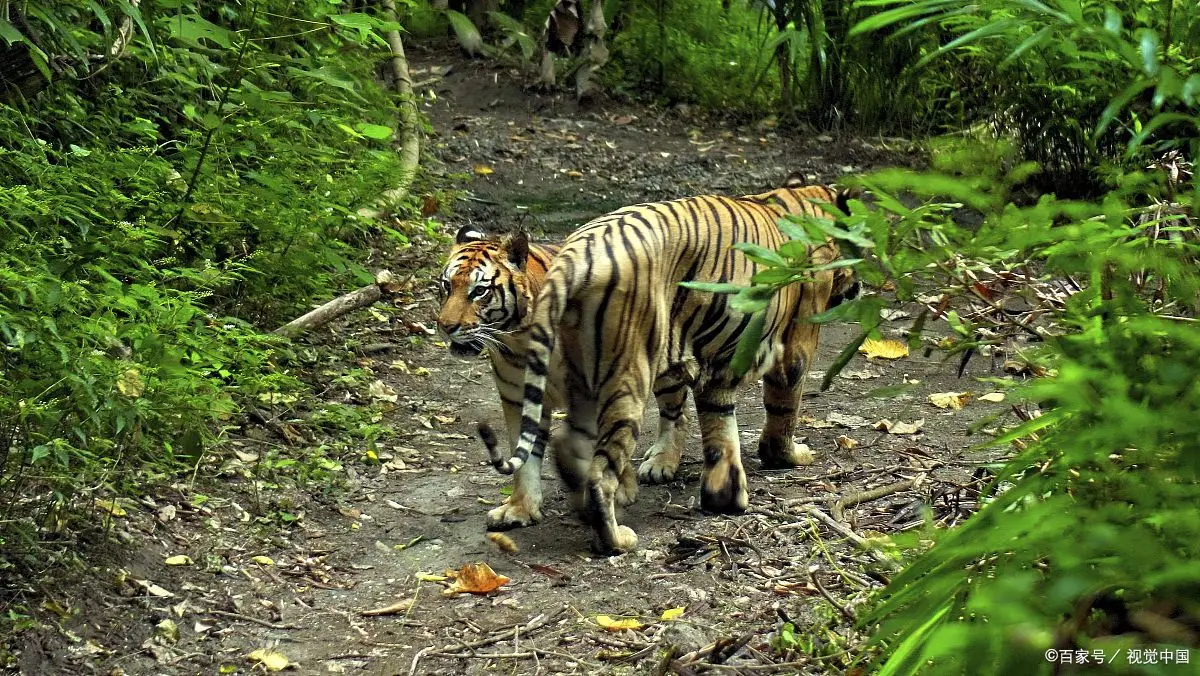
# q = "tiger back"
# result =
<box><xmin>480</xmin><ymin>184</ymin><xmax>858</xmax><ymax>553</ymax></box>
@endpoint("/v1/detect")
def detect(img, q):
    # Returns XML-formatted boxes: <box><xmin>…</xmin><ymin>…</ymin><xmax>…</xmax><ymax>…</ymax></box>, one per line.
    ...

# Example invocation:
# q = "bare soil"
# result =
<box><xmin>9</xmin><ymin>50</ymin><xmax>1018</xmax><ymax>676</ymax></box>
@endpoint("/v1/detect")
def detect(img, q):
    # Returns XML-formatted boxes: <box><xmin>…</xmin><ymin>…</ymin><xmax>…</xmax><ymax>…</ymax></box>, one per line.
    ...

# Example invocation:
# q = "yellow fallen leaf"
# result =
<box><xmin>486</xmin><ymin>532</ymin><xmax>519</xmax><ymax>553</ymax></box>
<box><xmin>443</xmin><ymin>562</ymin><xmax>510</xmax><ymax>596</ymax></box>
<box><xmin>873</xmin><ymin>418</ymin><xmax>924</xmax><ymax>435</ymax></box>
<box><xmin>835</xmin><ymin>435</ymin><xmax>858</xmax><ymax>450</ymax></box>
<box><xmin>596</xmin><ymin>615</ymin><xmax>644</xmax><ymax>631</ymax></box>
<box><xmin>95</xmin><ymin>499</ymin><xmax>127</xmax><ymax>517</ymax></box>
<box><xmin>164</xmin><ymin>555</ymin><xmax>193</xmax><ymax>566</ymax></box>
<box><xmin>416</xmin><ymin>571</ymin><xmax>447</xmax><ymax>582</ymax></box>
<box><xmin>251</xmin><ymin>556</ymin><xmax>275</xmax><ymax>566</ymax></box>
<box><xmin>859</xmin><ymin>338</ymin><xmax>909</xmax><ymax>360</ymax></box>
<box><xmin>566</xmin><ymin>170</ymin><xmax>583</xmax><ymax>178</ymax></box>
<box><xmin>246</xmin><ymin>648</ymin><xmax>290</xmax><ymax>671</ymax></box>
<box><xmin>473</xmin><ymin>164</ymin><xmax>494</xmax><ymax>176</ymax></box>
<box><xmin>979</xmin><ymin>392</ymin><xmax>1006</xmax><ymax>403</ymax></box>
<box><xmin>928</xmin><ymin>392</ymin><xmax>971</xmax><ymax>410</ymax></box>
<box><xmin>660</xmin><ymin>607</ymin><xmax>685</xmax><ymax>621</ymax></box>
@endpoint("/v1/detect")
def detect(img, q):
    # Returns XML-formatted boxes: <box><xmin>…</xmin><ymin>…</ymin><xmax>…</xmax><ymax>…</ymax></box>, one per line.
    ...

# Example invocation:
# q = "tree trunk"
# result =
<box><xmin>362</xmin><ymin>0</ymin><xmax>421</xmax><ymax>217</ymax></box>
<box><xmin>573</xmin><ymin>0</ymin><xmax>609</xmax><ymax>100</ymax></box>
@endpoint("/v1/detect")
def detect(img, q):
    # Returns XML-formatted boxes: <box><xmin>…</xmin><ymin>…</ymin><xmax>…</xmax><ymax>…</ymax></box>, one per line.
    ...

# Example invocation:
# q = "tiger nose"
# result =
<box><xmin>439</xmin><ymin>321</ymin><xmax>462</xmax><ymax>337</ymax></box>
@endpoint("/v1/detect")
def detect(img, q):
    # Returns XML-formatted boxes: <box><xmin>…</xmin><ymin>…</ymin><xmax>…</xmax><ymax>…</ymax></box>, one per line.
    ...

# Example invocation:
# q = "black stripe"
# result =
<box><xmin>660</xmin><ymin>409</ymin><xmax>684</xmax><ymax>421</ymax></box>
<box><xmin>696</xmin><ymin>401</ymin><xmax>736</xmax><ymax>415</ymax></box>
<box><xmin>523</xmin><ymin>384</ymin><xmax>544</xmax><ymax>405</ymax></box>
<box><xmin>654</xmin><ymin>381</ymin><xmax>687</xmax><ymax>397</ymax></box>
<box><xmin>527</xmin><ymin>355</ymin><xmax>549</xmax><ymax>377</ymax></box>
<box><xmin>764</xmin><ymin>403</ymin><xmax>795</xmax><ymax>416</ymax></box>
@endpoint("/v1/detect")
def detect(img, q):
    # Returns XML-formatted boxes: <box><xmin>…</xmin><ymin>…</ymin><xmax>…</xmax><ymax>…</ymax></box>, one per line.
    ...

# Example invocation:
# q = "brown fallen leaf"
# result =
<box><xmin>361</xmin><ymin>598</ymin><xmax>413</xmax><ymax>617</ymax></box>
<box><xmin>420</xmin><ymin>194</ymin><xmax>440</xmax><ymax>216</ymax></box>
<box><xmin>486</xmin><ymin>532</ymin><xmax>519</xmax><ymax>553</ymax></box>
<box><xmin>859</xmin><ymin>338</ymin><xmax>909</xmax><ymax>360</ymax></box>
<box><xmin>928</xmin><ymin>392</ymin><xmax>971</xmax><ymax>410</ymax></box>
<box><xmin>527</xmin><ymin>563</ymin><xmax>570</xmax><ymax>580</ymax></box>
<box><xmin>442</xmin><ymin>562</ymin><xmax>511</xmax><ymax>596</ymax></box>
<box><xmin>835</xmin><ymin>435</ymin><xmax>858</xmax><ymax>450</ymax></box>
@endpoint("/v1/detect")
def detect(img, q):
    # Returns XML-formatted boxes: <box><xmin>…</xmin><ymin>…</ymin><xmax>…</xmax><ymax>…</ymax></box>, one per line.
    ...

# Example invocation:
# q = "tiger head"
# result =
<box><xmin>436</xmin><ymin>225</ymin><xmax>537</xmax><ymax>356</ymax></box>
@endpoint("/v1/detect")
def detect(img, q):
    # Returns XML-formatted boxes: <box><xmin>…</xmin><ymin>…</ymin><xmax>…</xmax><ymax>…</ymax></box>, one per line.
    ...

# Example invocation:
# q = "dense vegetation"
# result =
<box><xmin>0</xmin><ymin>0</ymin><xmax>418</xmax><ymax>597</ymax></box>
<box><xmin>2</xmin><ymin>0</ymin><xmax>1198</xmax><ymax>673</ymax></box>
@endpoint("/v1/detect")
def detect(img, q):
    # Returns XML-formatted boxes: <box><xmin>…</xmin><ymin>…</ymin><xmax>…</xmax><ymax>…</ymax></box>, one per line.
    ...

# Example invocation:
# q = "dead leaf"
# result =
<box><xmin>660</xmin><ymin>607</ymin><xmax>685</xmax><ymax>621</ymax></box>
<box><xmin>156</xmin><ymin>619</ymin><xmax>179</xmax><ymax>644</ymax></box>
<box><xmin>251</xmin><ymin>555</ymin><xmax>275</xmax><ymax>566</ymax></box>
<box><xmin>367</xmin><ymin>380</ymin><xmax>398</xmax><ymax>403</ymax></box>
<box><xmin>416</xmin><ymin>571</ymin><xmax>448</xmax><ymax>582</ymax></box>
<box><xmin>880</xmin><ymin>308</ymin><xmax>911</xmax><ymax>321</ymax></box>
<box><xmin>979</xmin><ymin>392</ymin><xmax>1006</xmax><ymax>403</ymax></box>
<box><xmin>928</xmin><ymin>392</ymin><xmax>971</xmax><ymax>410</ymax></box>
<box><xmin>473</xmin><ymin>164</ymin><xmax>494</xmax><ymax>176</ymax></box>
<box><xmin>157</xmin><ymin>505</ymin><xmax>176</xmax><ymax>523</ymax></box>
<box><xmin>247</xmin><ymin>648</ymin><xmax>290</xmax><ymax>671</ymax></box>
<box><xmin>420</xmin><ymin>194</ymin><xmax>440</xmax><ymax>217</ymax></box>
<box><xmin>486</xmin><ymin>532</ymin><xmax>519</xmax><ymax>553</ymax></box>
<box><xmin>527</xmin><ymin>563</ymin><xmax>569</xmax><ymax>580</ymax></box>
<box><xmin>838</xmin><ymin>367</ymin><xmax>882</xmax><ymax>380</ymax></box>
<box><xmin>859</xmin><ymin>338</ymin><xmax>909</xmax><ymax>360</ymax></box>
<box><xmin>442</xmin><ymin>562</ymin><xmax>510</xmax><ymax>596</ymax></box>
<box><xmin>134</xmin><ymin>580</ymin><xmax>175</xmax><ymax>598</ymax></box>
<box><xmin>595</xmin><ymin>615</ymin><xmax>643</xmax><ymax>631</ymax></box>
<box><xmin>164</xmin><ymin>555</ymin><xmax>193</xmax><ymax>566</ymax></box>
<box><xmin>433</xmin><ymin>414</ymin><xmax>457</xmax><ymax>425</ymax></box>
<box><xmin>826</xmin><ymin>412</ymin><xmax>869</xmax><ymax>429</ymax></box>
<box><xmin>835</xmin><ymin>435</ymin><xmax>858</xmax><ymax>450</ymax></box>
<box><xmin>613</xmin><ymin>115</ymin><xmax>635</xmax><ymax>125</ymax></box>
<box><xmin>566</xmin><ymin>170</ymin><xmax>583</xmax><ymax>178</ymax></box>
<box><xmin>361</xmin><ymin>598</ymin><xmax>413</xmax><ymax>617</ymax></box>
<box><xmin>234</xmin><ymin>449</ymin><xmax>259</xmax><ymax>463</ymax></box>
<box><xmin>874</xmin><ymin>419</ymin><xmax>924</xmax><ymax>435</ymax></box>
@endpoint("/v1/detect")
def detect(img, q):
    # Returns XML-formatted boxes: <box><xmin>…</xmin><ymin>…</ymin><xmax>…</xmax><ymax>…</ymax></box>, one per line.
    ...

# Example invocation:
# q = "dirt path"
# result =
<box><xmin>17</xmin><ymin>53</ymin><xmax>1012</xmax><ymax>676</ymax></box>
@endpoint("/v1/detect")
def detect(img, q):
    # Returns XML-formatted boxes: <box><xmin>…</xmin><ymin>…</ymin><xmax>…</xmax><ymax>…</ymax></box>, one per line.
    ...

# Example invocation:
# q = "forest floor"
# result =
<box><xmin>12</xmin><ymin>49</ymin><xmax>1026</xmax><ymax>675</ymax></box>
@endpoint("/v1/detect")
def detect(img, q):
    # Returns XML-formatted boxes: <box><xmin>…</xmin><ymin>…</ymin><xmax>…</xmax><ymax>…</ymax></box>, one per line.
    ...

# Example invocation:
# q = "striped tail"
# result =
<box><xmin>483</xmin><ymin>277</ymin><xmax>568</xmax><ymax>475</ymax></box>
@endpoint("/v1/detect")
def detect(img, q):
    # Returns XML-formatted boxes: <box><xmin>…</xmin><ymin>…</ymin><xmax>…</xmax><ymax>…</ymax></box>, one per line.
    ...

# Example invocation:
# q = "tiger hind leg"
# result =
<box><xmin>586</xmin><ymin>390</ymin><xmax>646</xmax><ymax>554</ymax></box>
<box><xmin>758</xmin><ymin>326</ymin><xmax>819</xmax><ymax>469</ymax></box>
<box><xmin>696</xmin><ymin>383</ymin><xmax>749</xmax><ymax>513</ymax></box>
<box><xmin>637</xmin><ymin>377</ymin><xmax>691</xmax><ymax>484</ymax></box>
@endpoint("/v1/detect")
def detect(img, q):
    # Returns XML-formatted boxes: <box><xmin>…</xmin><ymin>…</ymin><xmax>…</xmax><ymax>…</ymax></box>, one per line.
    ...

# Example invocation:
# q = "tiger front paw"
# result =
<box><xmin>637</xmin><ymin>451</ymin><xmax>680</xmax><ymax>484</ymax></box>
<box><xmin>486</xmin><ymin>494</ymin><xmax>543</xmax><ymax>530</ymax></box>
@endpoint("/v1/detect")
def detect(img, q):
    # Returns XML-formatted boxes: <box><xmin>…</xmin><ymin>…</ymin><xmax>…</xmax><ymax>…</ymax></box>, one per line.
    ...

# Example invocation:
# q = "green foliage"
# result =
<box><xmin>0</xmin><ymin>0</ymin><xmax>420</xmax><ymax>578</ymax></box>
<box><xmin>704</xmin><ymin>4</ymin><xmax>1200</xmax><ymax>671</ymax></box>
<box><xmin>605</xmin><ymin>0</ymin><xmax>781</xmax><ymax>112</ymax></box>
<box><xmin>856</xmin><ymin>0</ymin><xmax>1200</xmax><ymax>191</ymax></box>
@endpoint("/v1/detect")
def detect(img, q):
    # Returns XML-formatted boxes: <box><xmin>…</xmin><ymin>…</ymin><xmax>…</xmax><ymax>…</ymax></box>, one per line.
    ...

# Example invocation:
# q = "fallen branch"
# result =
<box><xmin>273</xmin><ymin>270</ymin><xmax>402</xmax><ymax>338</ymax></box>
<box><xmin>804</xmin><ymin>506</ymin><xmax>903</xmax><ymax>572</ymax></box>
<box><xmin>206</xmin><ymin>609</ymin><xmax>298</xmax><ymax>630</ymax></box>
<box><xmin>831</xmin><ymin>474</ymin><xmax>924</xmax><ymax>521</ymax></box>
<box><xmin>809</xmin><ymin>568</ymin><xmax>856</xmax><ymax>622</ymax></box>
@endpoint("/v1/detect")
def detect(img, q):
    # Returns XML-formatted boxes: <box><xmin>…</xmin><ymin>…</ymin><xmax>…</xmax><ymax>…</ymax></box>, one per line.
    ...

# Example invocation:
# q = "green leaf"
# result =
<box><xmin>117</xmin><ymin>0</ymin><xmax>155</xmax><ymax>57</ymax></box>
<box><xmin>730</xmin><ymin>312</ymin><xmax>766</xmax><ymax>377</ymax></box>
<box><xmin>0</xmin><ymin>19</ymin><xmax>23</xmax><ymax>45</ymax></box>
<box><xmin>679</xmin><ymin>281</ymin><xmax>744</xmax><ymax>294</ymax></box>
<box><xmin>355</xmin><ymin>123</ymin><xmax>394</xmax><ymax>140</ymax></box>
<box><xmin>820</xmin><ymin>330</ymin><xmax>869</xmax><ymax>391</ymax></box>
<box><xmin>730</xmin><ymin>285</ymin><xmax>776</xmax><ymax>314</ymax></box>
<box><xmin>166</xmin><ymin>13</ymin><xmax>233</xmax><ymax>49</ymax></box>
<box><xmin>733</xmin><ymin>242</ymin><xmax>788</xmax><ymax>267</ymax></box>
<box><xmin>1138</xmin><ymin>30</ymin><xmax>1159</xmax><ymax>77</ymax></box>
<box><xmin>445</xmin><ymin>10</ymin><xmax>483</xmax><ymax>55</ymax></box>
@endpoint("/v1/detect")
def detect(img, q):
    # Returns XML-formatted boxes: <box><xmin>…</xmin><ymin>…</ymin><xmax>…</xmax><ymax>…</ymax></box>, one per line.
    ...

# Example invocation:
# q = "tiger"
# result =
<box><xmin>478</xmin><ymin>180</ymin><xmax>859</xmax><ymax>553</ymax></box>
<box><xmin>436</xmin><ymin>225</ymin><xmax>696</xmax><ymax>530</ymax></box>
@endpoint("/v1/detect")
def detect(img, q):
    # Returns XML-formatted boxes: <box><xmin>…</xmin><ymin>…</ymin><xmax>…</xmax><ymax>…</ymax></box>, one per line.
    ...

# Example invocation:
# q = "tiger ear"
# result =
<box><xmin>455</xmin><ymin>225</ymin><xmax>487</xmax><ymax>244</ymax></box>
<box><xmin>504</xmin><ymin>231</ymin><xmax>530</xmax><ymax>271</ymax></box>
<box><xmin>783</xmin><ymin>171</ymin><xmax>811</xmax><ymax>188</ymax></box>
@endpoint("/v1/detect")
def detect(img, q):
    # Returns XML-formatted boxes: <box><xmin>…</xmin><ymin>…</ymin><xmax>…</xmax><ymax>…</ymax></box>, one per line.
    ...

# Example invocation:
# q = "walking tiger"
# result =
<box><xmin>477</xmin><ymin>180</ymin><xmax>859</xmax><ymax>553</ymax></box>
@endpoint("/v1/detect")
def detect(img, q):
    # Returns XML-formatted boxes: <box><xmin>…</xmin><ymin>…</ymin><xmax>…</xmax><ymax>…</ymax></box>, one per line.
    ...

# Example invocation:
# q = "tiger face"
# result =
<box><xmin>436</xmin><ymin>225</ymin><xmax>539</xmax><ymax>356</ymax></box>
